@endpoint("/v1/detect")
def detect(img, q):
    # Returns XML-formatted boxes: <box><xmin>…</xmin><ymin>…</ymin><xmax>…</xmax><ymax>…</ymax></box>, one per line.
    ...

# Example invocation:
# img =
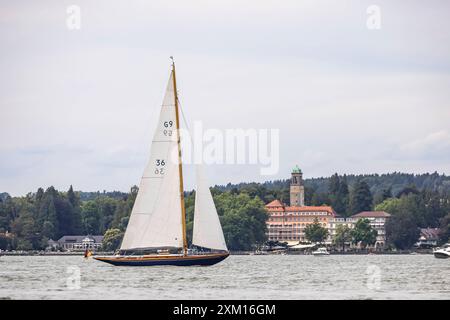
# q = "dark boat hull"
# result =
<box><xmin>94</xmin><ymin>252</ymin><xmax>229</xmax><ymax>266</ymax></box>
<box><xmin>433</xmin><ymin>252</ymin><xmax>450</xmax><ymax>259</ymax></box>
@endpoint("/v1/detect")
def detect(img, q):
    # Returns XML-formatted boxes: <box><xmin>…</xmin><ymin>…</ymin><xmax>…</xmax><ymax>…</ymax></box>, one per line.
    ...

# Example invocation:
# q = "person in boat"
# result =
<box><xmin>84</xmin><ymin>249</ymin><xmax>92</xmax><ymax>258</ymax></box>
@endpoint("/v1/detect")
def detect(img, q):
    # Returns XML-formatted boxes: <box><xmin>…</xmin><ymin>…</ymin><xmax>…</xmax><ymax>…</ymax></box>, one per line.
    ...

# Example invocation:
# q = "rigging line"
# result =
<box><xmin>176</xmin><ymin>96</ymin><xmax>198</xmax><ymax>197</ymax></box>
<box><xmin>177</xmin><ymin>96</ymin><xmax>195</xmax><ymax>146</ymax></box>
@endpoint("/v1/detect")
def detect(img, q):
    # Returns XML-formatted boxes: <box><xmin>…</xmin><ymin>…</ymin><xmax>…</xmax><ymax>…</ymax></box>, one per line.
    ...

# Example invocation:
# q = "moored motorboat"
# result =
<box><xmin>252</xmin><ymin>250</ymin><xmax>268</xmax><ymax>255</ymax></box>
<box><xmin>433</xmin><ymin>244</ymin><xmax>450</xmax><ymax>259</ymax></box>
<box><xmin>312</xmin><ymin>247</ymin><xmax>330</xmax><ymax>256</ymax></box>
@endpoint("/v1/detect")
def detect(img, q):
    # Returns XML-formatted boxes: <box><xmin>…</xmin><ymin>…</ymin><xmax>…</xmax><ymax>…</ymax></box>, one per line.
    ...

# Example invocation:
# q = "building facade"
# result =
<box><xmin>351</xmin><ymin>211</ymin><xmax>390</xmax><ymax>247</ymax></box>
<box><xmin>265</xmin><ymin>167</ymin><xmax>390</xmax><ymax>247</ymax></box>
<box><xmin>266</xmin><ymin>202</ymin><xmax>337</xmax><ymax>243</ymax></box>
<box><xmin>48</xmin><ymin>235</ymin><xmax>104</xmax><ymax>251</ymax></box>
<box><xmin>415</xmin><ymin>228</ymin><xmax>440</xmax><ymax>248</ymax></box>
<box><xmin>266</xmin><ymin>166</ymin><xmax>337</xmax><ymax>243</ymax></box>
<box><xmin>327</xmin><ymin>217</ymin><xmax>356</xmax><ymax>243</ymax></box>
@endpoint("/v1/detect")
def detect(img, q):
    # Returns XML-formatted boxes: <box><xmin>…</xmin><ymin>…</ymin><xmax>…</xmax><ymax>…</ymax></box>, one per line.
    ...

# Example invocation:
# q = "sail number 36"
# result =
<box><xmin>155</xmin><ymin>159</ymin><xmax>166</xmax><ymax>175</ymax></box>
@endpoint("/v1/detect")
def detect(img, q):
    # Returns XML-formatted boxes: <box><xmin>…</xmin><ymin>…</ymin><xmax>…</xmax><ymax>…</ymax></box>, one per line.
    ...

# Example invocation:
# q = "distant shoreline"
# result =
<box><xmin>0</xmin><ymin>252</ymin><xmax>114</xmax><ymax>256</ymax></box>
<box><xmin>0</xmin><ymin>251</ymin><xmax>433</xmax><ymax>256</ymax></box>
<box><xmin>231</xmin><ymin>251</ymin><xmax>433</xmax><ymax>255</ymax></box>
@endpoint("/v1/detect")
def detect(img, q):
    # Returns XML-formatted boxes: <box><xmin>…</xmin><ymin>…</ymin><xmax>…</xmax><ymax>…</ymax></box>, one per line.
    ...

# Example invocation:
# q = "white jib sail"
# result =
<box><xmin>120</xmin><ymin>71</ymin><xmax>183</xmax><ymax>250</ymax></box>
<box><xmin>193</xmin><ymin>165</ymin><xmax>228</xmax><ymax>251</ymax></box>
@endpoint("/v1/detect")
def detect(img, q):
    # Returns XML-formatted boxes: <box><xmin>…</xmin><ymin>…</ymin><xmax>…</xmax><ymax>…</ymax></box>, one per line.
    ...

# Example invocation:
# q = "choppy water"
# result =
<box><xmin>0</xmin><ymin>255</ymin><xmax>449</xmax><ymax>299</ymax></box>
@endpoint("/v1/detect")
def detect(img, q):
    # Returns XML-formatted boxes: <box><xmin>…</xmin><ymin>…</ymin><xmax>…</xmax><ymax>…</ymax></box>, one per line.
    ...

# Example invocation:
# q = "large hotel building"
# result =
<box><xmin>265</xmin><ymin>166</ymin><xmax>390</xmax><ymax>247</ymax></box>
<box><xmin>266</xmin><ymin>166</ymin><xmax>338</xmax><ymax>244</ymax></box>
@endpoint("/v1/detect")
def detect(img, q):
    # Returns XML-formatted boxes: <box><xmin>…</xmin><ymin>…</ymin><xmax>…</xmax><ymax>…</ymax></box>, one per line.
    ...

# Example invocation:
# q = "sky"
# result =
<box><xmin>1</xmin><ymin>0</ymin><xmax>450</xmax><ymax>196</ymax></box>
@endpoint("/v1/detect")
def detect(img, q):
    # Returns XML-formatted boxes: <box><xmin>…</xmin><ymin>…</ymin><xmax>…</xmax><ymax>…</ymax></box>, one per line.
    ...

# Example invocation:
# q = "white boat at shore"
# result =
<box><xmin>312</xmin><ymin>247</ymin><xmax>330</xmax><ymax>256</ymax></box>
<box><xmin>433</xmin><ymin>244</ymin><xmax>450</xmax><ymax>259</ymax></box>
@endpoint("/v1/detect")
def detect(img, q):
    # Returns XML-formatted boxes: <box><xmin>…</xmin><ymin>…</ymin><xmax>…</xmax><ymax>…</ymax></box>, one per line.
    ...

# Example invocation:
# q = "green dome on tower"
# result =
<box><xmin>292</xmin><ymin>165</ymin><xmax>302</xmax><ymax>174</ymax></box>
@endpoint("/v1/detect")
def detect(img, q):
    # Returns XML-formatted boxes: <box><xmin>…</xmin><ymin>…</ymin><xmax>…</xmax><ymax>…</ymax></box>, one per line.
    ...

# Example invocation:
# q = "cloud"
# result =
<box><xmin>1</xmin><ymin>0</ymin><xmax>450</xmax><ymax>195</ymax></box>
<box><xmin>399</xmin><ymin>130</ymin><xmax>450</xmax><ymax>160</ymax></box>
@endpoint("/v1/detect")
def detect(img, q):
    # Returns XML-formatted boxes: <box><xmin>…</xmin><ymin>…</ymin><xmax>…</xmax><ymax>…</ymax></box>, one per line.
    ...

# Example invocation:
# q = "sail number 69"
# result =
<box><xmin>163</xmin><ymin>121</ymin><xmax>173</xmax><ymax>137</ymax></box>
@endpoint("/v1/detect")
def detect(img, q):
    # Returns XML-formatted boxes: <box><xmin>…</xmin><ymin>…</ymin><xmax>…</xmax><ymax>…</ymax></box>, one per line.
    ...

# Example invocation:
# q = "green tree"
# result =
<box><xmin>110</xmin><ymin>186</ymin><xmax>137</xmax><ymax>231</ymax></box>
<box><xmin>304</xmin><ymin>218</ymin><xmax>328</xmax><ymax>243</ymax></box>
<box><xmin>215</xmin><ymin>193</ymin><xmax>268</xmax><ymax>251</ymax></box>
<box><xmin>221</xmin><ymin>212</ymin><xmax>254</xmax><ymax>251</ymax></box>
<box><xmin>381</xmin><ymin>187</ymin><xmax>393</xmax><ymax>200</ymax></box>
<box><xmin>377</xmin><ymin>194</ymin><xmax>424</xmax><ymax>249</ymax></box>
<box><xmin>438</xmin><ymin>213</ymin><xmax>450</xmax><ymax>244</ymax></box>
<box><xmin>374</xmin><ymin>197</ymin><xmax>401</xmax><ymax>213</ymax></box>
<box><xmin>0</xmin><ymin>233</ymin><xmax>15</xmax><ymax>250</ymax></box>
<box><xmin>96</xmin><ymin>197</ymin><xmax>119</xmax><ymax>234</ymax></box>
<box><xmin>36</xmin><ymin>187</ymin><xmax>59</xmax><ymax>240</ymax></box>
<box><xmin>328</xmin><ymin>174</ymin><xmax>349</xmax><ymax>216</ymax></box>
<box><xmin>66</xmin><ymin>185</ymin><xmax>83</xmax><ymax>234</ymax></box>
<box><xmin>310</xmin><ymin>192</ymin><xmax>330</xmax><ymax>206</ymax></box>
<box><xmin>16</xmin><ymin>238</ymin><xmax>33</xmax><ymax>251</ymax></box>
<box><xmin>396</xmin><ymin>184</ymin><xmax>419</xmax><ymax>198</ymax></box>
<box><xmin>385</xmin><ymin>210</ymin><xmax>420</xmax><ymax>250</ymax></box>
<box><xmin>349</xmin><ymin>180</ymin><xmax>373</xmax><ymax>214</ymax></box>
<box><xmin>373</xmin><ymin>187</ymin><xmax>392</xmax><ymax>206</ymax></box>
<box><xmin>184</xmin><ymin>191</ymin><xmax>196</xmax><ymax>245</ymax></box>
<box><xmin>329</xmin><ymin>174</ymin><xmax>340</xmax><ymax>195</ymax></box>
<box><xmin>351</xmin><ymin>218</ymin><xmax>377</xmax><ymax>248</ymax></box>
<box><xmin>54</xmin><ymin>195</ymin><xmax>76</xmax><ymax>238</ymax></box>
<box><xmin>11</xmin><ymin>213</ymin><xmax>39</xmax><ymax>249</ymax></box>
<box><xmin>0</xmin><ymin>196</ymin><xmax>15</xmax><ymax>233</ymax></box>
<box><xmin>67</xmin><ymin>185</ymin><xmax>77</xmax><ymax>207</ymax></box>
<box><xmin>422</xmin><ymin>190</ymin><xmax>446</xmax><ymax>227</ymax></box>
<box><xmin>102</xmin><ymin>228</ymin><xmax>124</xmax><ymax>251</ymax></box>
<box><xmin>80</xmin><ymin>201</ymin><xmax>100</xmax><ymax>234</ymax></box>
<box><xmin>339</xmin><ymin>176</ymin><xmax>350</xmax><ymax>215</ymax></box>
<box><xmin>333</xmin><ymin>224</ymin><xmax>352</xmax><ymax>251</ymax></box>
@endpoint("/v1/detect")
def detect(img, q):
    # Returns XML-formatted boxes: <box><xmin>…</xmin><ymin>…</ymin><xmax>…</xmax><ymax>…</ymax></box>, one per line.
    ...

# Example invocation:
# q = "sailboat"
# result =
<box><xmin>94</xmin><ymin>60</ymin><xmax>229</xmax><ymax>266</ymax></box>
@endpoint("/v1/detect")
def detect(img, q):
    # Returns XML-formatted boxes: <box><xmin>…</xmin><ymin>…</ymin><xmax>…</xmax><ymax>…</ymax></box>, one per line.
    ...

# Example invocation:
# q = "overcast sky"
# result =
<box><xmin>1</xmin><ymin>0</ymin><xmax>450</xmax><ymax>196</ymax></box>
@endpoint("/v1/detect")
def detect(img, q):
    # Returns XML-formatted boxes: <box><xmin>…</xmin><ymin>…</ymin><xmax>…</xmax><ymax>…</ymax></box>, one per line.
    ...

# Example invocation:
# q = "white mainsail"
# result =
<box><xmin>120</xmin><ymin>71</ymin><xmax>184</xmax><ymax>250</ymax></box>
<box><xmin>192</xmin><ymin>166</ymin><xmax>228</xmax><ymax>251</ymax></box>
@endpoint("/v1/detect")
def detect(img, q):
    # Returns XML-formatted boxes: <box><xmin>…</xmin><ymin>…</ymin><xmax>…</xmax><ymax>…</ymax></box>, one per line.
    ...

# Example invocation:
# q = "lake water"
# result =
<box><xmin>0</xmin><ymin>255</ymin><xmax>449</xmax><ymax>299</ymax></box>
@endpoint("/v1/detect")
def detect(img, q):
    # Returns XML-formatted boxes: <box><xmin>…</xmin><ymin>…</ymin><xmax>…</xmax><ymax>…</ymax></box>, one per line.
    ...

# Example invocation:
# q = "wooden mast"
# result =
<box><xmin>171</xmin><ymin>57</ymin><xmax>188</xmax><ymax>256</ymax></box>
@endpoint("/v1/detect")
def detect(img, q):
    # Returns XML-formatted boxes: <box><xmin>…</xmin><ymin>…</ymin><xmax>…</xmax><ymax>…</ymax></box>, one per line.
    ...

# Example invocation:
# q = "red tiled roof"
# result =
<box><xmin>352</xmin><ymin>211</ymin><xmax>391</xmax><ymax>218</ymax></box>
<box><xmin>420</xmin><ymin>228</ymin><xmax>440</xmax><ymax>240</ymax></box>
<box><xmin>266</xmin><ymin>199</ymin><xmax>284</xmax><ymax>207</ymax></box>
<box><xmin>285</xmin><ymin>206</ymin><xmax>334</xmax><ymax>212</ymax></box>
<box><xmin>265</xmin><ymin>202</ymin><xmax>337</xmax><ymax>216</ymax></box>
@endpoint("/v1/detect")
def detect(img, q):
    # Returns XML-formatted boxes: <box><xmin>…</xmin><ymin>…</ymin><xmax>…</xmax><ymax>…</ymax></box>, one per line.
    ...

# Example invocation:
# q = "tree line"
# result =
<box><xmin>0</xmin><ymin>185</ymin><xmax>268</xmax><ymax>252</ymax></box>
<box><xmin>0</xmin><ymin>186</ymin><xmax>137</xmax><ymax>251</ymax></box>
<box><xmin>1</xmin><ymin>172</ymin><xmax>450</xmax><ymax>251</ymax></box>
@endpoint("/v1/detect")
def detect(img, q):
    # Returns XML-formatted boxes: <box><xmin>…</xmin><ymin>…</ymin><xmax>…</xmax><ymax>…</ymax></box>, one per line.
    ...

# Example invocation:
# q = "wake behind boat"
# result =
<box><xmin>94</xmin><ymin>59</ymin><xmax>229</xmax><ymax>267</ymax></box>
